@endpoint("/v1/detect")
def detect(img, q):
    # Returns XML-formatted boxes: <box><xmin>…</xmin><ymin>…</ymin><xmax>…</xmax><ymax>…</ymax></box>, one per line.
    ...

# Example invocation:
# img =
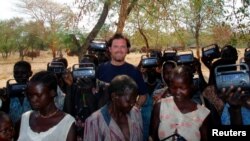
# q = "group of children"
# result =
<box><xmin>0</xmin><ymin>40</ymin><xmax>250</xmax><ymax>141</ymax></box>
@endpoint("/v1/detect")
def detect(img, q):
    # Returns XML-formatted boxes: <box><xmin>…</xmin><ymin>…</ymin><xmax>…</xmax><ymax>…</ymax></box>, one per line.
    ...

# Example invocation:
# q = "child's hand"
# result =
<box><xmin>153</xmin><ymin>94</ymin><xmax>162</xmax><ymax>103</ymax></box>
<box><xmin>219</xmin><ymin>86</ymin><xmax>245</xmax><ymax>107</ymax></box>
<box><xmin>63</xmin><ymin>68</ymin><xmax>73</xmax><ymax>86</ymax></box>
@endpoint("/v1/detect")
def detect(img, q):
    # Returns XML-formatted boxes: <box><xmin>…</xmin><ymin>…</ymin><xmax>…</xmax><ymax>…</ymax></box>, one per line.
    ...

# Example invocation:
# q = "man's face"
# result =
<box><xmin>109</xmin><ymin>39</ymin><xmax>128</xmax><ymax>62</ymax></box>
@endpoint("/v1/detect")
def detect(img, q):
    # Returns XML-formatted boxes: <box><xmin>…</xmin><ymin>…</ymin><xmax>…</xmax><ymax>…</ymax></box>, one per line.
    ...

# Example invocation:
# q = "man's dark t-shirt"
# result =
<box><xmin>96</xmin><ymin>61</ymin><xmax>147</xmax><ymax>95</ymax></box>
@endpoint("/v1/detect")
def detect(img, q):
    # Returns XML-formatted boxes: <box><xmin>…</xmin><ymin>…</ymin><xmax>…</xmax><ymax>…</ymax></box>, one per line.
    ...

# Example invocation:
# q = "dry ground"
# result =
<box><xmin>0</xmin><ymin>49</ymin><xmax>245</xmax><ymax>88</ymax></box>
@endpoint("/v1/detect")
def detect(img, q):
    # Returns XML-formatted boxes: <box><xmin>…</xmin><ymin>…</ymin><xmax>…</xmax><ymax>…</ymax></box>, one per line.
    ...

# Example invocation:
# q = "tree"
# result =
<box><xmin>116</xmin><ymin>0</ymin><xmax>138</xmax><ymax>33</ymax></box>
<box><xmin>78</xmin><ymin>0</ymin><xmax>112</xmax><ymax>62</ymax></box>
<box><xmin>181</xmin><ymin>0</ymin><xmax>223</xmax><ymax>58</ymax></box>
<box><xmin>224</xmin><ymin>0</ymin><xmax>250</xmax><ymax>47</ymax></box>
<box><xmin>17</xmin><ymin>0</ymin><xmax>76</xmax><ymax>58</ymax></box>
<box><xmin>0</xmin><ymin>18</ymin><xmax>23</xmax><ymax>59</ymax></box>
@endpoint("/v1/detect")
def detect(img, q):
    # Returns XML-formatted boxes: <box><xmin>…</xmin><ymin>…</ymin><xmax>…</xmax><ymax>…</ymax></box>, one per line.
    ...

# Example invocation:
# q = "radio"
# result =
<box><xmin>202</xmin><ymin>44</ymin><xmax>220</xmax><ymax>59</ymax></box>
<box><xmin>88</xmin><ymin>40</ymin><xmax>107</xmax><ymax>52</ymax></box>
<box><xmin>215</xmin><ymin>63</ymin><xmax>250</xmax><ymax>90</ymax></box>
<box><xmin>141</xmin><ymin>55</ymin><xmax>159</xmax><ymax>68</ymax></box>
<box><xmin>176</xmin><ymin>50</ymin><xmax>194</xmax><ymax>64</ymax></box>
<box><xmin>162</xmin><ymin>49</ymin><xmax>177</xmax><ymax>61</ymax></box>
<box><xmin>47</xmin><ymin>62</ymin><xmax>66</xmax><ymax>74</ymax></box>
<box><xmin>72</xmin><ymin>63</ymin><xmax>95</xmax><ymax>79</ymax></box>
<box><xmin>6</xmin><ymin>79</ymin><xmax>27</xmax><ymax>98</ymax></box>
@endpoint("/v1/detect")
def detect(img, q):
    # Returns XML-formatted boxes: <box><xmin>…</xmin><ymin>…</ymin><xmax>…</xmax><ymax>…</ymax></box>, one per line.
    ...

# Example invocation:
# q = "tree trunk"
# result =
<box><xmin>195</xmin><ymin>16</ymin><xmax>201</xmax><ymax>59</ymax></box>
<box><xmin>116</xmin><ymin>0</ymin><xmax>138</xmax><ymax>34</ymax></box>
<box><xmin>138</xmin><ymin>28</ymin><xmax>149</xmax><ymax>56</ymax></box>
<box><xmin>195</xmin><ymin>29</ymin><xmax>200</xmax><ymax>59</ymax></box>
<box><xmin>78</xmin><ymin>0</ymin><xmax>112</xmax><ymax>62</ymax></box>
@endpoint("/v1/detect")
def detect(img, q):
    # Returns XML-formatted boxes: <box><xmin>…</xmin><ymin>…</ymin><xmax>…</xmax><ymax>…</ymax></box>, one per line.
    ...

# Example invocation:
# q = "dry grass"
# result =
<box><xmin>0</xmin><ymin>49</ymin><xmax>245</xmax><ymax>88</ymax></box>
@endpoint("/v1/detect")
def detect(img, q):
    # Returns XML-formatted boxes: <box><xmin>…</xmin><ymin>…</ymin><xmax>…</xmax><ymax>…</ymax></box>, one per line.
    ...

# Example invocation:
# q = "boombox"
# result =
<box><xmin>72</xmin><ymin>63</ymin><xmax>95</xmax><ymax>79</ymax></box>
<box><xmin>6</xmin><ymin>79</ymin><xmax>27</xmax><ymax>98</ymax></box>
<box><xmin>175</xmin><ymin>50</ymin><xmax>194</xmax><ymax>64</ymax></box>
<box><xmin>47</xmin><ymin>62</ymin><xmax>66</xmax><ymax>74</ymax></box>
<box><xmin>202</xmin><ymin>44</ymin><xmax>220</xmax><ymax>60</ymax></box>
<box><xmin>88</xmin><ymin>40</ymin><xmax>107</xmax><ymax>52</ymax></box>
<box><xmin>215</xmin><ymin>63</ymin><xmax>250</xmax><ymax>90</ymax></box>
<box><xmin>141</xmin><ymin>55</ymin><xmax>159</xmax><ymax>68</ymax></box>
<box><xmin>162</xmin><ymin>49</ymin><xmax>177</xmax><ymax>61</ymax></box>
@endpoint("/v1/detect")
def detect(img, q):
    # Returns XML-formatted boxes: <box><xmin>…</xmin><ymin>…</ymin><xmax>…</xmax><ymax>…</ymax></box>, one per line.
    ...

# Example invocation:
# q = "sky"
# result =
<box><xmin>0</xmin><ymin>0</ymin><xmax>73</xmax><ymax>20</ymax></box>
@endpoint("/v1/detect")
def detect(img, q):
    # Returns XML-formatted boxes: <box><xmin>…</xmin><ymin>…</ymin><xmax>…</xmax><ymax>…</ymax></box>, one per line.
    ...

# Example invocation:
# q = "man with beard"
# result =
<box><xmin>96</xmin><ymin>33</ymin><xmax>147</xmax><ymax>109</ymax></box>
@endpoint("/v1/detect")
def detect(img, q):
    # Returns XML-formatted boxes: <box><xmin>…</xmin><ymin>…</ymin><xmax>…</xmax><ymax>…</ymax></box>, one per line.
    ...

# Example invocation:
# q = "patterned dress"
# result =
<box><xmin>158</xmin><ymin>96</ymin><xmax>210</xmax><ymax>141</ymax></box>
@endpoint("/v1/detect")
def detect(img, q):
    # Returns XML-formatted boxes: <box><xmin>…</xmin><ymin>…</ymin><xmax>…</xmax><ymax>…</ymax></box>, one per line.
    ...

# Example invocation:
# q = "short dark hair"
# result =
<box><xmin>221</xmin><ymin>45</ymin><xmax>238</xmax><ymax>61</ymax></box>
<box><xmin>52</xmin><ymin>57</ymin><xmax>68</xmax><ymax>68</ymax></box>
<box><xmin>169</xmin><ymin>66</ymin><xmax>193</xmax><ymax>85</ymax></box>
<box><xmin>107</xmin><ymin>33</ymin><xmax>131</xmax><ymax>49</ymax></box>
<box><xmin>14</xmin><ymin>60</ymin><xmax>32</xmax><ymax>71</ymax></box>
<box><xmin>162</xmin><ymin>60</ymin><xmax>177</xmax><ymax>69</ymax></box>
<box><xmin>108</xmin><ymin>75</ymin><xmax>137</xmax><ymax>97</ymax></box>
<box><xmin>29</xmin><ymin>71</ymin><xmax>58</xmax><ymax>93</ymax></box>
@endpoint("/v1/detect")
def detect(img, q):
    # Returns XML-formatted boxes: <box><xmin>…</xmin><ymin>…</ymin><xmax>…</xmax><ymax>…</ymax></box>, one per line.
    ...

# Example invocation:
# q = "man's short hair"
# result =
<box><xmin>107</xmin><ymin>33</ymin><xmax>131</xmax><ymax>49</ymax></box>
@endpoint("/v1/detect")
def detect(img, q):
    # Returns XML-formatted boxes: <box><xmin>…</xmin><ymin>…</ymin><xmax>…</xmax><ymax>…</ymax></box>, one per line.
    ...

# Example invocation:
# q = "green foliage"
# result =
<box><xmin>0</xmin><ymin>18</ymin><xmax>23</xmax><ymax>58</ymax></box>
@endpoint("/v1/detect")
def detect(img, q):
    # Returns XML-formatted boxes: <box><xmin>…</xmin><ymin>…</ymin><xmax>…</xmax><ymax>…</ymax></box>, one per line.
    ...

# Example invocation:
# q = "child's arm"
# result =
<box><xmin>200</xmin><ymin>114</ymin><xmax>210</xmax><ymax>141</ymax></box>
<box><xmin>66</xmin><ymin>123</ymin><xmax>76</xmax><ymax>141</ymax></box>
<box><xmin>149</xmin><ymin>102</ymin><xmax>161</xmax><ymax>141</ymax></box>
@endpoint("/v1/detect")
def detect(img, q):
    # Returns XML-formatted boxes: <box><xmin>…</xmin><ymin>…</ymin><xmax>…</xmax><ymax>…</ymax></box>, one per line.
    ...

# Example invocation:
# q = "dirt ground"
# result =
<box><xmin>0</xmin><ymin>48</ymin><xmax>245</xmax><ymax>88</ymax></box>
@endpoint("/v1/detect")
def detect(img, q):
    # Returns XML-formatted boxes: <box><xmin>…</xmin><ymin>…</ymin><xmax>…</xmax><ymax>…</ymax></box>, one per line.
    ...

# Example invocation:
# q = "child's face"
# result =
<box><xmin>163</xmin><ymin>65</ymin><xmax>174</xmax><ymax>85</ymax></box>
<box><xmin>0</xmin><ymin>119</ymin><xmax>14</xmax><ymax>141</ymax></box>
<box><xmin>26</xmin><ymin>83</ymin><xmax>54</xmax><ymax>110</ymax></box>
<box><xmin>14</xmin><ymin>66</ymin><xmax>31</xmax><ymax>83</ymax></box>
<box><xmin>113</xmin><ymin>88</ymin><xmax>137</xmax><ymax>114</ymax></box>
<box><xmin>169</xmin><ymin>77</ymin><xmax>192</xmax><ymax>101</ymax></box>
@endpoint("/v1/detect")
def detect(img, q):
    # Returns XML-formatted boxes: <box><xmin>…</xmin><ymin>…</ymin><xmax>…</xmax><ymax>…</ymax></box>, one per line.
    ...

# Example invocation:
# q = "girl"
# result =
<box><xmin>150</xmin><ymin>66</ymin><xmax>210</xmax><ymax>141</ymax></box>
<box><xmin>17</xmin><ymin>71</ymin><xmax>76</xmax><ymax>141</ymax></box>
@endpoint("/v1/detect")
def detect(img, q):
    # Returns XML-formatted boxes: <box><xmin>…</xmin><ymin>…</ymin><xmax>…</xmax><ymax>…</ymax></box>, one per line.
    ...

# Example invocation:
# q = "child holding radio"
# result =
<box><xmin>220</xmin><ymin>85</ymin><xmax>250</xmax><ymax>125</ymax></box>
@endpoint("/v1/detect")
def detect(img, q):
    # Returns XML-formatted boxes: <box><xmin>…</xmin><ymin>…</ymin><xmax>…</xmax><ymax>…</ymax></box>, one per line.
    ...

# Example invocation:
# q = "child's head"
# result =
<box><xmin>221</xmin><ymin>45</ymin><xmax>238</xmax><ymax>61</ymax></box>
<box><xmin>0</xmin><ymin>111</ymin><xmax>14</xmax><ymax>141</ymax></box>
<box><xmin>52</xmin><ymin>57</ymin><xmax>68</xmax><ymax>68</ymax></box>
<box><xmin>169</xmin><ymin>66</ymin><xmax>194</xmax><ymax>101</ymax></box>
<box><xmin>162</xmin><ymin>61</ymin><xmax>177</xmax><ymax>85</ymax></box>
<box><xmin>26</xmin><ymin>71</ymin><xmax>57</xmax><ymax>110</ymax></box>
<box><xmin>13</xmin><ymin>61</ymin><xmax>32</xmax><ymax>83</ymax></box>
<box><xmin>108</xmin><ymin>75</ymin><xmax>138</xmax><ymax>113</ymax></box>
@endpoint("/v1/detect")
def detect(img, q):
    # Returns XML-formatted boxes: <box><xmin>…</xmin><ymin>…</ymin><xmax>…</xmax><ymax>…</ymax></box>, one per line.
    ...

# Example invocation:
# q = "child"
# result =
<box><xmin>49</xmin><ymin>57</ymin><xmax>73</xmax><ymax>110</ymax></box>
<box><xmin>84</xmin><ymin>75</ymin><xmax>143</xmax><ymax>141</ymax></box>
<box><xmin>65</xmin><ymin>77</ymin><xmax>98</xmax><ymax>141</ymax></box>
<box><xmin>0</xmin><ymin>111</ymin><xmax>15</xmax><ymax>141</ymax></box>
<box><xmin>17</xmin><ymin>71</ymin><xmax>76</xmax><ymax>141</ymax></box>
<box><xmin>150</xmin><ymin>66</ymin><xmax>210</xmax><ymax>141</ymax></box>
<box><xmin>152</xmin><ymin>61</ymin><xmax>177</xmax><ymax>102</ymax></box>
<box><xmin>7</xmin><ymin>61</ymin><xmax>32</xmax><ymax>124</ymax></box>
